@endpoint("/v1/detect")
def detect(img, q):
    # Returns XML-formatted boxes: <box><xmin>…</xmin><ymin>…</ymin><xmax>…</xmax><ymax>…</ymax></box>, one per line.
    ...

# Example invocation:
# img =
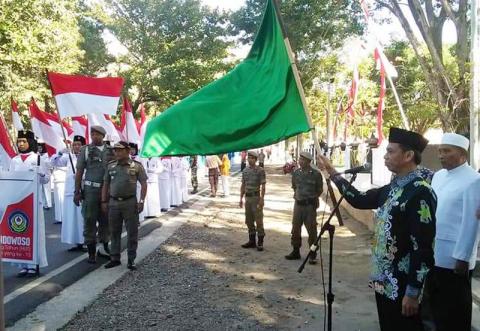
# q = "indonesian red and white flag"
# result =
<box><xmin>0</xmin><ymin>114</ymin><xmax>17</xmax><ymax>170</ymax></box>
<box><xmin>120</xmin><ymin>97</ymin><xmax>140</xmax><ymax>144</ymax></box>
<box><xmin>138</xmin><ymin>103</ymin><xmax>148</xmax><ymax>147</ymax></box>
<box><xmin>29</xmin><ymin>99</ymin><xmax>66</xmax><ymax>156</ymax></box>
<box><xmin>11</xmin><ymin>98</ymin><xmax>24</xmax><ymax>131</ymax></box>
<box><xmin>72</xmin><ymin>116</ymin><xmax>89</xmax><ymax>142</ymax></box>
<box><xmin>47</xmin><ymin>72</ymin><xmax>124</xmax><ymax>119</ymax></box>
<box><xmin>87</xmin><ymin>113</ymin><xmax>121</xmax><ymax>142</ymax></box>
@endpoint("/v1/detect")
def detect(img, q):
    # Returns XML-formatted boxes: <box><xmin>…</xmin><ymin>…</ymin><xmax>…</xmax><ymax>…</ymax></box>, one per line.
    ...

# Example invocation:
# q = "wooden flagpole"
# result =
<box><xmin>272</xmin><ymin>0</ymin><xmax>344</xmax><ymax>226</ymax></box>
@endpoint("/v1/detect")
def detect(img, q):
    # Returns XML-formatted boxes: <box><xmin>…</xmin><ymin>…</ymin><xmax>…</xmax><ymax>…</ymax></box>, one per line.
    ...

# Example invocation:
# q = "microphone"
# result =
<box><xmin>342</xmin><ymin>163</ymin><xmax>371</xmax><ymax>174</ymax></box>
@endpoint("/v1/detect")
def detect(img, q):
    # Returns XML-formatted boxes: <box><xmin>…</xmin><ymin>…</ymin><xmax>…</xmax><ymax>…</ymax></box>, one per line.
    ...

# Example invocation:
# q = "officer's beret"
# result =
<box><xmin>90</xmin><ymin>125</ymin><xmax>106</xmax><ymax>136</ymax></box>
<box><xmin>248</xmin><ymin>151</ymin><xmax>258</xmax><ymax>158</ymax></box>
<box><xmin>388</xmin><ymin>127</ymin><xmax>428</xmax><ymax>152</ymax></box>
<box><xmin>113</xmin><ymin>141</ymin><xmax>130</xmax><ymax>149</ymax></box>
<box><xmin>299</xmin><ymin>151</ymin><xmax>313</xmax><ymax>161</ymax></box>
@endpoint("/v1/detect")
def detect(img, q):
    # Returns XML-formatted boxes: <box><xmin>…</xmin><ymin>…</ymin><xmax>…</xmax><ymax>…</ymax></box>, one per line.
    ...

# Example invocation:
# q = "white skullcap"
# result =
<box><xmin>441</xmin><ymin>133</ymin><xmax>469</xmax><ymax>151</ymax></box>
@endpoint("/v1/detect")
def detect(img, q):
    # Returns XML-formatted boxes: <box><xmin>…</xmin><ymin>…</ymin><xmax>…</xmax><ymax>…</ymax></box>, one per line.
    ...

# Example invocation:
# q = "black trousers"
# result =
<box><xmin>428</xmin><ymin>266</ymin><xmax>472</xmax><ymax>331</ymax></box>
<box><xmin>375</xmin><ymin>293</ymin><xmax>424</xmax><ymax>331</ymax></box>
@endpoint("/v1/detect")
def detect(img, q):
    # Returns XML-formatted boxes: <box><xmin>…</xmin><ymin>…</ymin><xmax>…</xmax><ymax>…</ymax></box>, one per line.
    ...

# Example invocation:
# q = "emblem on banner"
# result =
<box><xmin>8</xmin><ymin>211</ymin><xmax>29</xmax><ymax>234</ymax></box>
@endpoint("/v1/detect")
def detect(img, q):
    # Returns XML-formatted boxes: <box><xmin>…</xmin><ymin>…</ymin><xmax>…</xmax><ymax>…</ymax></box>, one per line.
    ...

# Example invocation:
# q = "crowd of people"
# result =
<box><xmin>2</xmin><ymin>123</ymin><xmax>480</xmax><ymax>331</ymax></box>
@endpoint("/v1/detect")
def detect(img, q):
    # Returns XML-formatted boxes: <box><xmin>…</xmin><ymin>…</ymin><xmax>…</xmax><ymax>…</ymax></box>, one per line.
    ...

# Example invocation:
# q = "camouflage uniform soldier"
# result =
<box><xmin>102</xmin><ymin>142</ymin><xmax>148</xmax><ymax>270</ymax></box>
<box><xmin>239</xmin><ymin>151</ymin><xmax>266</xmax><ymax>251</ymax></box>
<box><xmin>74</xmin><ymin>125</ymin><xmax>114</xmax><ymax>264</ymax></box>
<box><xmin>285</xmin><ymin>151</ymin><xmax>323</xmax><ymax>264</ymax></box>
<box><xmin>190</xmin><ymin>155</ymin><xmax>198</xmax><ymax>194</ymax></box>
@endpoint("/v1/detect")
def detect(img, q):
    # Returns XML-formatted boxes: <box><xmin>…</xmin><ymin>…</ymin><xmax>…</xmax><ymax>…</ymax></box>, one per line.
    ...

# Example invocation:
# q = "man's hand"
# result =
<box><xmin>137</xmin><ymin>202</ymin><xmax>144</xmax><ymax>214</ymax></box>
<box><xmin>401</xmin><ymin>296</ymin><xmax>419</xmax><ymax>317</ymax></box>
<box><xmin>73</xmin><ymin>192</ymin><xmax>82</xmax><ymax>206</ymax></box>
<box><xmin>239</xmin><ymin>199</ymin><xmax>243</xmax><ymax>208</ymax></box>
<box><xmin>257</xmin><ymin>197</ymin><xmax>264</xmax><ymax>209</ymax></box>
<box><xmin>454</xmin><ymin>260</ymin><xmax>469</xmax><ymax>276</ymax></box>
<box><xmin>316</xmin><ymin>155</ymin><xmax>336</xmax><ymax>175</ymax></box>
<box><xmin>101</xmin><ymin>202</ymin><xmax>108</xmax><ymax>214</ymax></box>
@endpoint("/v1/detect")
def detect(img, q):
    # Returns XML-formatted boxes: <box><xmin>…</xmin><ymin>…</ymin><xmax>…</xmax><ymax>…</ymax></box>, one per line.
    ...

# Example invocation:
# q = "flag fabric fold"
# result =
<box><xmin>29</xmin><ymin>99</ymin><xmax>66</xmax><ymax>156</ymax></box>
<box><xmin>0</xmin><ymin>115</ymin><xmax>17</xmax><ymax>170</ymax></box>
<box><xmin>141</xmin><ymin>0</ymin><xmax>309</xmax><ymax>157</ymax></box>
<box><xmin>47</xmin><ymin>72</ymin><xmax>124</xmax><ymax>119</ymax></box>
<box><xmin>72</xmin><ymin>116</ymin><xmax>89</xmax><ymax>142</ymax></box>
<box><xmin>11</xmin><ymin>98</ymin><xmax>24</xmax><ymax>131</ymax></box>
<box><xmin>120</xmin><ymin>97</ymin><xmax>140</xmax><ymax>144</ymax></box>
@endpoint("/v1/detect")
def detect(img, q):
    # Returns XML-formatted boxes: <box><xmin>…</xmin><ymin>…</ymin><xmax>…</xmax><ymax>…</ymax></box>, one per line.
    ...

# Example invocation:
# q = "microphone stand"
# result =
<box><xmin>298</xmin><ymin>172</ymin><xmax>358</xmax><ymax>331</ymax></box>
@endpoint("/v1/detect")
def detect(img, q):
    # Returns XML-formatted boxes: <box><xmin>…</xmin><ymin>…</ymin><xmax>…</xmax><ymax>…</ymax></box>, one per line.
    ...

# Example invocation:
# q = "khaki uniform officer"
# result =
<box><xmin>75</xmin><ymin>125</ymin><xmax>114</xmax><ymax>264</ymax></box>
<box><xmin>239</xmin><ymin>151</ymin><xmax>266</xmax><ymax>251</ymax></box>
<box><xmin>102</xmin><ymin>142</ymin><xmax>147</xmax><ymax>270</ymax></box>
<box><xmin>285</xmin><ymin>151</ymin><xmax>323</xmax><ymax>264</ymax></box>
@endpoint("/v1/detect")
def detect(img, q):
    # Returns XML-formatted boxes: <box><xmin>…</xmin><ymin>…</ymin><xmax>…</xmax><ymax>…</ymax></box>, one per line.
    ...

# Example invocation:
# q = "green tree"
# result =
<box><xmin>373</xmin><ymin>0</ymin><xmax>469</xmax><ymax>131</ymax></box>
<box><xmin>230</xmin><ymin>0</ymin><xmax>365</xmax><ymax>89</ymax></box>
<box><xmin>105</xmin><ymin>0</ymin><xmax>234</xmax><ymax>113</ymax></box>
<box><xmin>0</xmin><ymin>0</ymin><xmax>84</xmax><ymax>116</ymax></box>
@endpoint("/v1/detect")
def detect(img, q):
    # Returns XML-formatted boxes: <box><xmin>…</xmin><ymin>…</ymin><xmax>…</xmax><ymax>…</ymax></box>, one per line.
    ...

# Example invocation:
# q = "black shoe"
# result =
<box><xmin>87</xmin><ymin>244</ymin><xmax>96</xmax><ymax>264</ymax></box>
<box><xmin>53</xmin><ymin>221</ymin><xmax>62</xmax><ymax>224</ymax></box>
<box><xmin>191</xmin><ymin>188</ymin><xmax>198</xmax><ymax>194</ymax></box>
<box><xmin>68</xmin><ymin>244</ymin><xmax>84</xmax><ymax>252</ymax></box>
<box><xmin>104</xmin><ymin>260</ymin><xmax>121</xmax><ymax>269</ymax></box>
<box><xmin>257</xmin><ymin>236</ymin><xmax>264</xmax><ymax>251</ymax></box>
<box><xmin>308</xmin><ymin>253</ymin><xmax>318</xmax><ymax>265</ymax></box>
<box><xmin>127</xmin><ymin>259</ymin><xmax>137</xmax><ymax>270</ymax></box>
<box><xmin>25</xmin><ymin>268</ymin><xmax>39</xmax><ymax>277</ymax></box>
<box><xmin>161</xmin><ymin>208</ymin><xmax>168</xmax><ymax>212</ymax></box>
<box><xmin>285</xmin><ymin>249</ymin><xmax>301</xmax><ymax>260</ymax></box>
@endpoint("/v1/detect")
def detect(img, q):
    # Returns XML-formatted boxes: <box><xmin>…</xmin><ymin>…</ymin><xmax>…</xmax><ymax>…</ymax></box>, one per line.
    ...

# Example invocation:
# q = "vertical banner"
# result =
<box><xmin>0</xmin><ymin>171</ymin><xmax>38</xmax><ymax>264</ymax></box>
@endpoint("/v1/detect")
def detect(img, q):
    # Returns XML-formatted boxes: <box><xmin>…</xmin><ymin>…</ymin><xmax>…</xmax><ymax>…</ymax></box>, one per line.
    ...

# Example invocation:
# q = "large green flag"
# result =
<box><xmin>141</xmin><ymin>0</ymin><xmax>310</xmax><ymax>157</ymax></box>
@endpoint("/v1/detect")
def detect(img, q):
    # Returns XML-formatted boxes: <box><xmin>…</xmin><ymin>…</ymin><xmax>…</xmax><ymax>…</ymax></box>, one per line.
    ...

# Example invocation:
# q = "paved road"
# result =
<box><xmin>1</xmin><ymin>168</ymin><xmax>225</xmax><ymax>327</ymax></box>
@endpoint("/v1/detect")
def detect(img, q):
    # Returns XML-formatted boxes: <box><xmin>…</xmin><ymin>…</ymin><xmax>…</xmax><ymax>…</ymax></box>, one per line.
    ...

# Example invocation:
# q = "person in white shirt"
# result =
<box><xmin>429</xmin><ymin>133</ymin><xmax>480</xmax><ymax>331</ymax></box>
<box><xmin>170</xmin><ymin>157</ymin><xmax>183</xmax><ymax>206</ymax></box>
<box><xmin>51</xmin><ymin>135</ymin><xmax>86</xmax><ymax>251</ymax></box>
<box><xmin>139</xmin><ymin>156</ymin><xmax>162</xmax><ymax>218</ymax></box>
<box><xmin>38</xmin><ymin>142</ymin><xmax>53</xmax><ymax>210</ymax></box>
<box><xmin>9</xmin><ymin>130</ymin><xmax>49</xmax><ymax>277</ymax></box>
<box><xmin>158</xmin><ymin>157</ymin><xmax>172</xmax><ymax>211</ymax></box>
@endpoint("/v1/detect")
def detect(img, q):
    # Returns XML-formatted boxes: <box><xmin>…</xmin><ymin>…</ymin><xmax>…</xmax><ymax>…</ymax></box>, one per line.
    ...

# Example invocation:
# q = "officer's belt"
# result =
<box><xmin>110</xmin><ymin>195</ymin><xmax>135</xmax><ymax>201</ymax></box>
<box><xmin>245</xmin><ymin>191</ymin><xmax>260</xmax><ymax>197</ymax></box>
<box><xmin>295</xmin><ymin>198</ymin><xmax>317</xmax><ymax>206</ymax></box>
<box><xmin>84</xmin><ymin>180</ymin><xmax>102</xmax><ymax>188</ymax></box>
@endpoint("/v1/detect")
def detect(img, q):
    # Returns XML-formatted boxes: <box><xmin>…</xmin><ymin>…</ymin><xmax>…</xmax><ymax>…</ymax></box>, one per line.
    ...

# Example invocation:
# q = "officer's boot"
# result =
<box><xmin>257</xmin><ymin>235</ymin><xmax>264</xmax><ymax>251</ymax></box>
<box><xmin>241</xmin><ymin>234</ymin><xmax>256</xmax><ymax>248</ymax></box>
<box><xmin>308</xmin><ymin>251</ymin><xmax>318</xmax><ymax>265</ymax></box>
<box><xmin>285</xmin><ymin>247</ymin><xmax>301</xmax><ymax>260</ymax></box>
<box><xmin>87</xmin><ymin>244</ymin><xmax>96</xmax><ymax>264</ymax></box>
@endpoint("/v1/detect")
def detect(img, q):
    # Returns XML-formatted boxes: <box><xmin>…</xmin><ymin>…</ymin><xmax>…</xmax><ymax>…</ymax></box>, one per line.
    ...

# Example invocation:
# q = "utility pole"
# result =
<box><xmin>471</xmin><ymin>0</ymin><xmax>480</xmax><ymax>170</ymax></box>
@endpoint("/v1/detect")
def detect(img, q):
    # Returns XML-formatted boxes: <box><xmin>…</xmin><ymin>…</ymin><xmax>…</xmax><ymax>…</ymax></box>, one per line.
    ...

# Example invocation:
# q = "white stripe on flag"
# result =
<box><xmin>31</xmin><ymin>118</ymin><xmax>66</xmax><ymax>152</ymax></box>
<box><xmin>55</xmin><ymin>93</ymin><xmax>121</xmax><ymax>119</ymax></box>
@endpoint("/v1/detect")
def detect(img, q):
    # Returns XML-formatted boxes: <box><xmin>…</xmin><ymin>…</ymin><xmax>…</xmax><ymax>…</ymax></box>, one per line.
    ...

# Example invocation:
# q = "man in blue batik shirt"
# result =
<box><xmin>318</xmin><ymin>127</ymin><xmax>436</xmax><ymax>331</ymax></box>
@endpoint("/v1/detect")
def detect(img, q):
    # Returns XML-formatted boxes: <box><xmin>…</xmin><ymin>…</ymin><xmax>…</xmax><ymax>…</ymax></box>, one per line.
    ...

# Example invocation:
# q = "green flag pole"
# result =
<box><xmin>272</xmin><ymin>0</ymin><xmax>343</xmax><ymax>226</ymax></box>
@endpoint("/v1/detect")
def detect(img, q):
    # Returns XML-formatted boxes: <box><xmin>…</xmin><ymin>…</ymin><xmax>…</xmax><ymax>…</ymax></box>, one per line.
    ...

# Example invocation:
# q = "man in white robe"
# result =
<box><xmin>140</xmin><ymin>157</ymin><xmax>162</xmax><ymax>217</ymax></box>
<box><xmin>158</xmin><ymin>157</ymin><xmax>172</xmax><ymax>211</ymax></box>
<box><xmin>429</xmin><ymin>133</ymin><xmax>480</xmax><ymax>331</ymax></box>
<box><xmin>51</xmin><ymin>136</ymin><xmax>86</xmax><ymax>251</ymax></box>
<box><xmin>170</xmin><ymin>157</ymin><xmax>183</xmax><ymax>206</ymax></box>
<box><xmin>38</xmin><ymin>142</ymin><xmax>53</xmax><ymax>209</ymax></box>
<box><xmin>9</xmin><ymin>130</ymin><xmax>49</xmax><ymax>277</ymax></box>
<box><xmin>51</xmin><ymin>158</ymin><xmax>67</xmax><ymax>224</ymax></box>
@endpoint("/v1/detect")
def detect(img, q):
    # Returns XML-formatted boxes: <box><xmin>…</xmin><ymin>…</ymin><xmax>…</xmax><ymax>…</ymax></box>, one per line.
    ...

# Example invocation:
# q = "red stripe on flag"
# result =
<box><xmin>29</xmin><ymin>99</ymin><xmax>52</xmax><ymax>127</ymax></box>
<box><xmin>0</xmin><ymin>116</ymin><xmax>16</xmax><ymax>159</ymax></box>
<box><xmin>48</xmin><ymin>72</ymin><xmax>124</xmax><ymax>97</ymax></box>
<box><xmin>11</xmin><ymin>98</ymin><xmax>19</xmax><ymax>113</ymax></box>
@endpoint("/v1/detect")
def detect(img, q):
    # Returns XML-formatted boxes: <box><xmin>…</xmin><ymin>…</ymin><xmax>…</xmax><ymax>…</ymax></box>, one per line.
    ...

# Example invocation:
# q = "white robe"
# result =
<box><xmin>180</xmin><ymin>157</ymin><xmax>190</xmax><ymax>202</ymax></box>
<box><xmin>431</xmin><ymin>162</ymin><xmax>480</xmax><ymax>269</ymax></box>
<box><xmin>41</xmin><ymin>154</ymin><xmax>53</xmax><ymax>208</ymax></box>
<box><xmin>158</xmin><ymin>158</ymin><xmax>172</xmax><ymax>210</ymax></box>
<box><xmin>51</xmin><ymin>161</ymin><xmax>67</xmax><ymax>223</ymax></box>
<box><xmin>9</xmin><ymin>152</ymin><xmax>49</xmax><ymax>268</ymax></box>
<box><xmin>51</xmin><ymin>154</ymin><xmax>84</xmax><ymax>245</ymax></box>
<box><xmin>171</xmin><ymin>157</ymin><xmax>183</xmax><ymax>206</ymax></box>
<box><xmin>141</xmin><ymin>157</ymin><xmax>162</xmax><ymax>217</ymax></box>
<box><xmin>453</xmin><ymin>178</ymin><xmax>480</xmax><ymax>269</ymax></box>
